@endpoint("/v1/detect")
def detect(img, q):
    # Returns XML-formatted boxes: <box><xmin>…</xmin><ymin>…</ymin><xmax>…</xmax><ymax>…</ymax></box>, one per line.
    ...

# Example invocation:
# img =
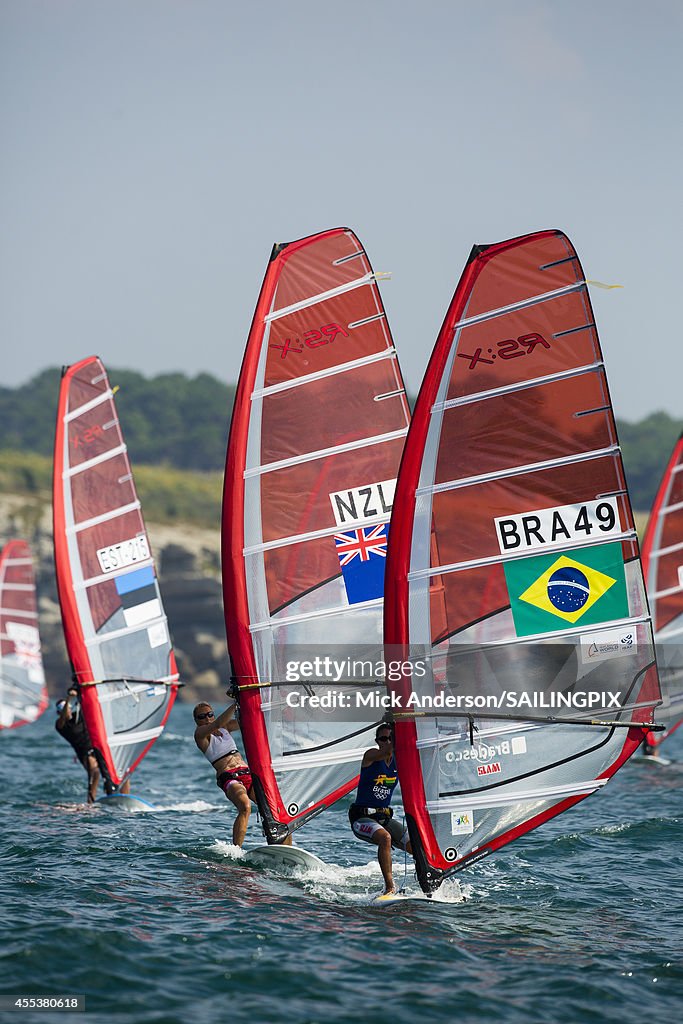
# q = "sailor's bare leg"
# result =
<box><xmin>85</xmin><ymin>755</ymin><xmax>100</xmax><ymax>803</ymax></box>
<box><xmin>226</xmin><ymin>783</ymin><xmax>251</xmax><ymax>846</ymax></box>
<box><xmin>371</xmin><ymin>827</ymin><xmax>395</xmax><ymax>894</ymax></box>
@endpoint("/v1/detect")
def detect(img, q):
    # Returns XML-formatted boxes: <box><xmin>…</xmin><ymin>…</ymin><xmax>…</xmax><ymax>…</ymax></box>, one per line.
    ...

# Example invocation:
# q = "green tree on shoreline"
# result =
<box><xmin>1</xmin><ymin>367</ymin><xmax>679</xmax><ymax>513</ymax></box>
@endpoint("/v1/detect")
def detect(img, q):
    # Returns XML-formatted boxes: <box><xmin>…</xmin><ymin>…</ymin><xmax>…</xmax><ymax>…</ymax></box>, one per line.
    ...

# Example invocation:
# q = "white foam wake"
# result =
<box><xmin>209</xmin><ymin>839</ymin><xmax>470</xmax><ymax>906</ymax></box>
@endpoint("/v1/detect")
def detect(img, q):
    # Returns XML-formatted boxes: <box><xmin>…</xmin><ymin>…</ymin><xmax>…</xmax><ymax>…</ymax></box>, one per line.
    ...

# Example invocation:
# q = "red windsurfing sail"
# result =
<box><xmin>223</xmin><ymin>227</ymin><xmax>410</xmax><ymax>842</ymax></box>
<box><xmin>384</xmin><ymin>230</ymin><xmax>661</xmax><ymax>893</ymax></box>
<box><xmin>53</xmin><ymin>357</ymin><xmax>180</xmax><ymax>785</ymax></box>
<box><xmin>0</xmin><ymin>540</ymin><xmax>48</xmax><ymax>730</ymax></box>
<box><xmin>641</xmin><ymin>433</ymin><xmax>683</xmax><ymax>742</ymax></box>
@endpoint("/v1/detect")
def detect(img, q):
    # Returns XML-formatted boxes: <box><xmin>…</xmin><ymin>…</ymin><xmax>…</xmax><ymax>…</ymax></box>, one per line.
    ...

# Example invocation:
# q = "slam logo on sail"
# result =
<box><xmin>503</xmin><ymin>543</ymin><xmax>629</xmax><ymax>638</ymax></box>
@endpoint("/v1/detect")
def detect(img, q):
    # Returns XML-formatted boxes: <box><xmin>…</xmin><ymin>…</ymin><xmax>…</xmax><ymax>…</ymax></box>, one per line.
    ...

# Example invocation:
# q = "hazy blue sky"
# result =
<box><xmin>2</xmin><ymin>0</ymin><xmax>681</xmax><ymax>421</ymax></box>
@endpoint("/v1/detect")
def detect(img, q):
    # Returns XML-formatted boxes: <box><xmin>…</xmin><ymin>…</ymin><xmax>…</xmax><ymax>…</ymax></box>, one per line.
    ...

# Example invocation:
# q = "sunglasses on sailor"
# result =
<box><xmin>195</xmin><ymin>711</ymin><xmax>215</xmax><ymax>721</ymax></box>
<box><xmin>377</xmin><ymin>734</ymin><xmax>392</xmax><ymax>743</ymax></box>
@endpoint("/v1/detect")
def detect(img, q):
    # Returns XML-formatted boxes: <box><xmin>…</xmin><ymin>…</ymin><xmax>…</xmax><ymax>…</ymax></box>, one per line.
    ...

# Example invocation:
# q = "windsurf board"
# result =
<box><xmin>247</xmin><ymin>844</ymin><xmax>326</xmax><ymax>871</ymax></box>
<box><xmin>371</xmin><ymin>890</ymin><xmax>425</xmax><ymax>905</ymax></box>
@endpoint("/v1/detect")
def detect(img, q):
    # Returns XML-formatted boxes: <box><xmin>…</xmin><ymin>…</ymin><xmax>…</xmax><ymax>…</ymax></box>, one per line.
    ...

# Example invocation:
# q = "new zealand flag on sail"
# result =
<box><xmin>334</xmin><ymin>524</ymin><xmax>389</xmax><ymax>605</ymax></box>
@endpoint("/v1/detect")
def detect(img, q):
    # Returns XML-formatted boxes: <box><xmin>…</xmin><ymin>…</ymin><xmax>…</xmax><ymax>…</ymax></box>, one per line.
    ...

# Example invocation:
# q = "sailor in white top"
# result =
<box><xmin>193</xmin><ymin>700</ymin><xmax>253</xmax><ymax>847</ymax></box>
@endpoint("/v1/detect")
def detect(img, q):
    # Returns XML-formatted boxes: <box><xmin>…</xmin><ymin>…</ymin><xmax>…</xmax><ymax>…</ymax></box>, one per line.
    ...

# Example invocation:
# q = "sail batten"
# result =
<box><xmin>408</xmin><ymin>533</ymin><xmax>638</xmax><ymax>580</ymax></box>
<box><xmin>78</xmin><ymin>560</ymin><xmax>156</xmax><ymax>590</ymax></box>
<box><xmin>659</xmin><ymin>500</ymin><xmax>683</xmax><ymax>516</ymax></box>
<box><xmin>450</xmin><ymin>282</ymin><xmax>585</xmax><ymax>332</ymax></box>
<box><xmin>83</xmin><ymin>617</ymin><xmax>168</xmax><ymax>646</ymax></box>
<box><xmin>253</xmin><ymin>348</ymin><xmax>399</xmax><ymax>399</ymax></box>
<box><xmin>244</xmin><ymin>427</ymin><xmax>409</xmax><ymax>477</ymax></box>
<box><xmin>53</xmin><ymin>356</ymin><xmax>180</xmax><ymax>785</ymax></box>
<box><xmin>262</xmin><ymin>271</ymin><xmax>378</xmax><ymax>322</ymax></box>
<box><xmin>64</xmin><ymin>389</ymin><xmax>115</xmax><ymax>421</ymax></box>
<box><xmin>427</xmin><ymin>780</ymin><xmax>606</xmax><ymax>812</ymax></box>
<box><xmin>245</xmin><ymin>516</ymin><xmax>393</xmax><ymax>556</ymax></box>
<box><xmin>63</xmin><ymin>443</ymin><xmax>128</xmax><ymax>477</ymax></box>
<box><xmin>436</xmin><ymin>362</ymin><xmax>605</xmax><ymax>410</ymax></box>
<box><xmin>248</xmin><ymin>596</ymin><xmax>384</xmax><ymax>633</ymax></box>
<box><xmin>69</xmin><ymin>501</ymin><xmax>142</xmax><ymax>534</ymax></box>
<box><xmin>418</xmin><ymin>444</ymin><xmax>621</xmax><ymax>495</ymax></box>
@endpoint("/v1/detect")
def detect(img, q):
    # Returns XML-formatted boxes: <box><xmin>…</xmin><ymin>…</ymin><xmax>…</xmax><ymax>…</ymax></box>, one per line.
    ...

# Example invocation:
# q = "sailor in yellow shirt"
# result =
<box><xmin>348</xmin><ymin>723</ymin><xmax>413</xmax><ymax>895</ymax></box>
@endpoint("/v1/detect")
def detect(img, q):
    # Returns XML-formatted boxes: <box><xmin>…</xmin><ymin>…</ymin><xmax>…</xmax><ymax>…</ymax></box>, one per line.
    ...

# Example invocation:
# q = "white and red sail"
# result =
<box><xmin>384</xmin><ymin>230</ymin><xmax>661</xmax><ymax>892</ymax></box>
<box><xmin>53</xmin><ymin>357</ymin><xmax>180</xmax><ymax>786</ymax></box>
<box><xmin>223</xmin><ymin>227</ymin><xmax>410</xmax><ymax>841</ymax></box>
<box><xmin>0</xmin><ymin>540</ymin><xmax>48</xmax><ymax>730</ymax></box>
<box><xmin>641</xmin><ymin>433</ymin><xmax>683</xmax><ymax>743</ymax></box>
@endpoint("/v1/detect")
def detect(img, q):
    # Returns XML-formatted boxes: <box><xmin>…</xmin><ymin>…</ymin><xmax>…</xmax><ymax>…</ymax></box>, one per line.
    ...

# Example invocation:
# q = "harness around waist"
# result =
<box><xmin>349</xmin><ymin>804</ymin><xmax>393</xmax><ymax>822</ymax></box>
<box><xmin>216</xmin><ymin>766</ymin><xmax>251</xmax><ymax>786</ymax></box>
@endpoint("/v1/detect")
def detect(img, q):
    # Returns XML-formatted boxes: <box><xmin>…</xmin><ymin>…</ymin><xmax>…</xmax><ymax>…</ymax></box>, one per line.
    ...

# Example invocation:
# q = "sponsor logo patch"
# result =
<box><xmin>450</xmin><ymin>810</ymin><xmax>474</xmax><ymax>836</ymax></box>
<box><xmin>579</xmin><ymin>628</ymin><xmax>635</xmax><ymax>664</ymax></box>
<box><xmin>147</xmin><ymin>621</ymin><xmax>169</xmax><ymax>650</ymax></box>
<box><xmin>445</xmin><ymin>736</ymin><xmax>527</xmax><ymax>763</ymax></box>
<box><xmin>477</xmin><ymin>762</ymin><xmax>501</xmax><ymax>777</ymax></box>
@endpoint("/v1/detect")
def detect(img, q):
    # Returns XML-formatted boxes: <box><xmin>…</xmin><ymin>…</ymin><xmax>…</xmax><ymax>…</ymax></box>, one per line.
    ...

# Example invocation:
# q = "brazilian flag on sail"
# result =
<box><xmin>503</xmin><ymin>542</ymin><xmax>629</xmax><ymax>638</ymax></box>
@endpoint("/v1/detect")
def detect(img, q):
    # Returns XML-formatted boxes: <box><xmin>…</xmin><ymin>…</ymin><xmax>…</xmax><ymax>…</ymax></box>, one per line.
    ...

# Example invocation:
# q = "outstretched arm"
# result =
<box><xmin>56</xmin><ymin>688</ymin><xmax>78</xmax><ymax>728</ymax></box>
<box><xmin>194</xmin><ymin>702</ymin><xmax>239</xmax><ymax>741</ymax></box>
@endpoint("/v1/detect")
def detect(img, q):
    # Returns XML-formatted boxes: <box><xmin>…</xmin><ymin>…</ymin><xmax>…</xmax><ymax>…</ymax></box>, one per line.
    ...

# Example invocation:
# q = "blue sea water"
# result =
<box><xmin>1</xmin><ymin>703</ymin><xmax>682</xmax><ymax>1024</ymax></box>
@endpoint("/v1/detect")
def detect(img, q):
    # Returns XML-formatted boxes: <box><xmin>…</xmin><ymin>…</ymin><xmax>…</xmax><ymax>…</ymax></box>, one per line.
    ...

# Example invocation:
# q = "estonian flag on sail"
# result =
<box><xmin>115</xmin><ymin>566</ymin><xmax>161</xmax><ymax>627</ymax></box>
<box><xmin>334</xmin><ymin>524</ymin><xmax>388</xmax><ymax>605</ymax></box>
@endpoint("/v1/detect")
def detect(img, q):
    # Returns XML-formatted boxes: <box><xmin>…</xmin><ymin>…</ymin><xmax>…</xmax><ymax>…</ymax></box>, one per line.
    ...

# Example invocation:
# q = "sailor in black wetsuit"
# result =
<box><xmin>349</xmin><ymin>723</ymin><xmax>413</xmax><ymax>895</ymax></box>
<box><xmin>55</xmin><ymin>687</ymin><xmax>113</xmax><ymax>802</ymax></box>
